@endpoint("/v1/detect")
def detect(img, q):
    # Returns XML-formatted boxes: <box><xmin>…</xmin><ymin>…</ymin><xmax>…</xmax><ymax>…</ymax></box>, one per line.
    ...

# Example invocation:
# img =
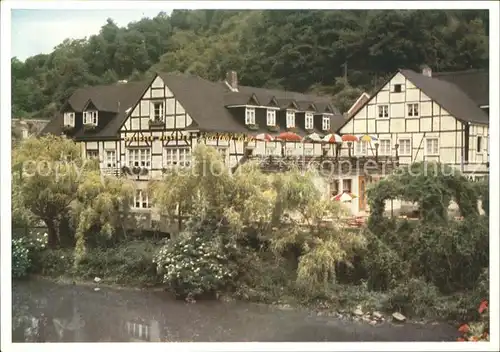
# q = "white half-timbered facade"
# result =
<box><xmin>337</xmin><ymin>67</ymin><xmax>489</xmax><ymax>215</ymax></box>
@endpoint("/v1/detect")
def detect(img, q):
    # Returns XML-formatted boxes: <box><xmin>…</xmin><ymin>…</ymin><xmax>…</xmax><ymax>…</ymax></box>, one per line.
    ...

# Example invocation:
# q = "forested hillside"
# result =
<box><xmin>11</xmin><ymin>9</ymin><xmax>489</xmax><ymax>118</ymax></box>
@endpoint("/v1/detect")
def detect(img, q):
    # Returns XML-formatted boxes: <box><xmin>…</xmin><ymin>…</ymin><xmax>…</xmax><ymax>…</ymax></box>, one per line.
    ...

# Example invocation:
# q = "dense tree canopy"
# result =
<box><xmin>12</xmin><ymin>9</ymin><xmax>488</xmax><ymax>118</ymax></box>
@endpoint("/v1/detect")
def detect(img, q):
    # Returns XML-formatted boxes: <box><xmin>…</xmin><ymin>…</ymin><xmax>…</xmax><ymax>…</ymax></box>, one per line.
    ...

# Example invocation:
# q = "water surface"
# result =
<box><xmin>12</xmin><ymin>278</ymin><xmax>458</xmax><ymax>342</ymax></box>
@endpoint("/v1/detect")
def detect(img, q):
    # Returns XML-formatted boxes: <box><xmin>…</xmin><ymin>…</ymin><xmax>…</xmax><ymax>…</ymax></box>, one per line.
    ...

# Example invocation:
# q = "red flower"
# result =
<box><xmin>457</xmin><ymin>337</ymin><xmax>466</xmax><ymax>342</ymax></box>
<box><xmin>458</xmin><ymin>324</ymin><xmax>470</xmax><ymax>333</ymax></box>
<box><xmin>478</xmin><ymin>300</ymin><xmax>488</xmax><ymax>314</ymax></box>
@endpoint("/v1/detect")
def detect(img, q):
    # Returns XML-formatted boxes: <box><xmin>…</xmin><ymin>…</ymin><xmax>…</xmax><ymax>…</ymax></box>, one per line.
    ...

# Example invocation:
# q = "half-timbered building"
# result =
<box><xmin>337</xmin><ymin>66</ymin><xmax>489</xmax><ymax>215</ymax></box>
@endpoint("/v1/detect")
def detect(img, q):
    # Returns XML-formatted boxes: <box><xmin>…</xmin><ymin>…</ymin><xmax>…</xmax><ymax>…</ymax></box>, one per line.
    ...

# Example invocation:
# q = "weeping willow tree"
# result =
<box><xmin>73</xmin><ymin>170</ymin><xmax>135</xmax><ymax>263</ymax></box>
<box><xmin>12</xmin><ymin>135</ymin><xmax>84</xmax><ymax>248</ymax></box>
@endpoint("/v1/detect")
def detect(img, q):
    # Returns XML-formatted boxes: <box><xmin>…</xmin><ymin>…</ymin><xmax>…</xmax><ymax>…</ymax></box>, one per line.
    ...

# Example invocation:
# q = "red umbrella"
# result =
<box><xmin>322</xmin><ymin>133</ymin><xmax>342</xmax><ymax>143</ymax></box>
<box><xmin>254</xmin><ymin>133</ymin><xmax>274</xmax><ymax>142</ymax></box>
<box><xmin>341</xmin><ymin>134</ymin><xmax>359</xmax><ymax>142</ymax></box>
<box><xmin>276</xmin><ymin>131</ymin><xmax>302</xmax><ymax>142</ymax></box>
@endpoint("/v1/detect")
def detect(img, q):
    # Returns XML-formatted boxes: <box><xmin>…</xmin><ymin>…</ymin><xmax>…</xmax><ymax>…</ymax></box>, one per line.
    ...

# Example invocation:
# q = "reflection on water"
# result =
<box><xmin>12</xmin><ymin>279</ymin><xmax>459</xmax><ymax>342</ymax></box>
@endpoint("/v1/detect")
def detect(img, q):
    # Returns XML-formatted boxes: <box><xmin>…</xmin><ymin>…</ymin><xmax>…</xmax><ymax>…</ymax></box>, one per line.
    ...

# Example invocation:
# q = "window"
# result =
<box><xmin>477</xmin><ymin>136</ymin><xmax>483</xmax><ymax>153</ymax></box>
<box><xmin>342</xmin><ymin>179</ymin><xmax>352</xmax><ymax>192</ymax></box>
<box><xmin>245</xmin><ymin>107</ymin><xmax>256</xmax><ymax>125</ymax></box>
<box><xmin>286</xmin><ymin>110</ymin><xmax>295</xmax><ymax>128</ymax></box>
<box><xmin>285</xmin><ymin>148</ymin><xmax>294</xmax><ymax>156</ymax></box>
<box><xmin>394</xmin><ymin>84</ymin><xmax>402</xmax><ymax>93</ymax></box>
<box><xmin>64</xmin><ymin>112</ymin><xmax>75</xmax><ymax>126</ymax></box>
<box><xmin>153</xmin><ymin>102</ymin><xmax>164</xmax><ymax>121</ymax></box>
<box><xmin>322</xmin><ymin>115</ymin><xmax>331</xmax><ymax>131</ymax></box>
<box><xmin>105</xmin><ymin>150</ymin><xmax>116</xmax><ymax>168</ymax></box>
<box><xmin>378</xmin><ymin>105</ymin><xmax>389</xmax><ymax>118</ymax></box>
<box><xmin>133</xmin><ymin>189</ymin><xmax>150</xmax><ymax>209</ymax></box>
<box><xmin>305</xmin><ymin>112</ymin><xmax>314</xmax><ymax>130</ymax></box>
<box><xmin>425</xmin><ymin>138</ymin><xmax>439</xmax><ymax>156</ymax></box>
<box><xmin>83</xmin><ymin>110</ymin><xmax>98</xmax><ymax>125</ymax></box>
<box><xmin>304</xmin><ymin>148</ymin><xmax>314</xmax><ymax>156</ymax></box>
<box><xmin>128</xmin><ymin>148</ymin><xmax>151</xmax><ymax>168</ymax></box>
<box><xmin>379</xmin><ymin>140</ymin><xmax>392</xmax><ymax>155</ymax></box>
<box><xmin>164</xmin><ymin>147</ymin><xmax>191</xmax><ymax>167</ymax></box>
<box><xmin>398</xmin><ymin>139</ymin><xmax>411</xmax><ymax>156</ymax></box>
<box><xmin>86</xmin><ymin>150</ymin><xmax>99</xmax><ymax>159</ymax></box>
<box><xmin>407</xmin><ymin>103</ymin><xmax>419</xmax><ymax>117</ymax></box>
<box><xmin>355</xmin><ymin>141</ymin><xmax>368</xmax><ymax>156</ymax></box>
<box><xmin>265</xmin><ymin>147</ymin><xmax>276</xmax><ymax>155</ymax></box>
<box><xmin>216</xmin><ymin>147</ymin><xmax>227</xmax><ymax>162</ymax></box>
<box><xmin>330</xmin><ymin>180</ymin><xmax>340</xmax><ymax>196</ymax></box>
<box><xmin>266</xmin><ymin>110</ymin><xmax>276</xmax><ymax>126</ymax></box>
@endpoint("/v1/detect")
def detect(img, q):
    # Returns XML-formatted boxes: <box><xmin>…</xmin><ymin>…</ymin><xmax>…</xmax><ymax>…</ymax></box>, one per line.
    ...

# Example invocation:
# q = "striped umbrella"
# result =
<box><xmin>302</xmin><ymin>132</ymin><xmax>323</xmax><ymax>142</ymax></box>
<box><xmin>254</xmin><ymin>133</ymin><xmax>274</xmax><ymax>142</ymax></box>
<box><xmin>322</xmin><ymin>133</ymin><xmax>342</xmax><ymax>143</ymax></box>
<box><xmin>359</xmin><ymin>135</ymin><xmax>378</xmax><ymax>142</ymax></box>
<box><xmin>333</xmin><ymin>191</ymin><xmax>358</xmax><ymax>202</ymax></box>
<box><xmin>341</xmin><ymin>134</ymin><xmax>359</xmax><ymax>142</ymax></box>
<box><xmin>276</xmin><ymin>131</ymin><xmax>302</xmax><ymax>142</ymax></box>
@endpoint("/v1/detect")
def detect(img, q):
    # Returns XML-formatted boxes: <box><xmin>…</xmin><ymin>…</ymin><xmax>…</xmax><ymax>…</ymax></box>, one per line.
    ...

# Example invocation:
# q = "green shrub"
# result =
<box><xmin>30</xmin><ymin>249</ymin><xmax>74</xmax><ymax>276</ymax></box>
<box><xmin>383</xmin><ymin>278</ymin><xmax>441</xmax><ymax>318</ymax></box>
<box><xmin>12</xmin><ymin>237</ymin><xmax>31</xmax><ymax>278</ymax></box>
<box><xmin>74</xmin><ymin>240</ymin><xmax>160</xmax><ymax>286</ymax></box>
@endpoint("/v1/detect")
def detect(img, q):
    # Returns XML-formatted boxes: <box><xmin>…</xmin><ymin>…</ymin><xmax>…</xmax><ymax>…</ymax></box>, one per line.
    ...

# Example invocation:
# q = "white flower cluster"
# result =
<box><xmin>154</xmin><ymin>235</ymin><xmax>237</xmax><ymax>294</ymax></box>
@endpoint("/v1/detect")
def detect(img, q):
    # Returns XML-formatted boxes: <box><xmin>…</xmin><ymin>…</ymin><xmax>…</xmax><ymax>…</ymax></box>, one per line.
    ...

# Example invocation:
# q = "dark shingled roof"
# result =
<box><xmin>42</xmin><ymin>72</ymin><xmax>342</xmax><ymax>139</ymax></box>
<box><xmin>400</xmin><ymin>69</ymin><xmax>489</xmax><ymax>125</ymax></box>
<box><xmin>432</xmin><ymin>69</ymin><xmax>489</xmax><ymax>107</ymax></box>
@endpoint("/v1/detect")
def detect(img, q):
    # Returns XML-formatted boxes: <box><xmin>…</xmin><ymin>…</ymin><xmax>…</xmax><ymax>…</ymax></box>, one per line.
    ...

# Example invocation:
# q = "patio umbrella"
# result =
<box><xmin>276</xmin><ymin>131</ymin><xmax>302</xmax><ymax>142</ymax></box>
<box><xmin>359</xmin><ymin>135</ymin><xmax>378</xmax><ymax>142</ymax></box>
<box><xmin>333</xmin><ymin>191</ymin><xmax>358</xmax><ymax>202</ymax></box>
<box><xmin>302</xmin><ymin>132</ymin><xmax>323</xmax><ymax>142</ymax></box>
<box><xmin>322</xmin><ymin>133</ymin><xmax>342</xmax><ymax>143</ymax></box>
<box><xmin>341</xmin><ymin>134</ymin><xmax>359</xmax><ymax>142</ymax></box>
<box><xmin>254</xmin><ymin>133</ymin><xmax>274</xmax><ymax>142</ymax></box>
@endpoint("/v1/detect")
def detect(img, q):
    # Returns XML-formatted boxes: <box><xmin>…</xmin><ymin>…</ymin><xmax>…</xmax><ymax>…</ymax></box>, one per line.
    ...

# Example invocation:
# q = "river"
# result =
<box><xmin>12</xmin><ymin>278</ymin><xmax>458</xmax><ymax>342</ymax></box>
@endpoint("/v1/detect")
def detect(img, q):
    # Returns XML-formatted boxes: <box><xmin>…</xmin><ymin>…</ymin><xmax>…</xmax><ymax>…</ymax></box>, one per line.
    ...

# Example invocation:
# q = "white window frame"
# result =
<box><xmin>245</xmin><ymin>107</ymin><xmax>256</xmax><ymax>125</ymax></box>
<box><xmin>105</xmin><ymin>150</ymin><xmax>117</xmax><ymax>168</ymax></box>
<box><xmin>86</xmin><ymin>149</ymin><xmax>99</xmax><ymax>159</ymax></box>
<box><xmin>64</xmin><ymin>112</ymin><xmax>75</xmax><ymax>126</ymax></box>
<box><xmin>355</xmin><ymin>141</ymin><xmax>368</xmax><ymax>156</ymax></box>
<box><xmin>128</xmin><ymin>148</ymin><xmax>151</xmax><ymax>168</ymax></box>
<box><xmin>377</xmin><ymin>105</ymin><xmax>389</xmax><ymax>119</ymax></box>
<box><xmin>83</xmin><ymin>110</ymin><xmax>98</xmax><ymax>125</ymax></box>
<box><xmin>133</xmin><ymin>189</ymin><xmax>150</xmax><ymax>209</ymax></box>
<box><xmin>304</xmin><ymin>148</ymin><xmax>314</xmax><ymax>156</ymax></box>
<box><xmin>305</xmin><ymin>112</ymin><xmax>314</xmax><ymax>130</ymax></box>
<box><xmin>425</xmin><ymin>137</ymin><xmax>439</xmax><ymax>156</ymax></box>
<box><xmin>286</xmin><ymin>110</ymin><xmax>295</xmax><ymax>128</ymax></box>
<box><xmin>266</xmin><ymin>109</ymin><xmax>276</xmax><ymax>126</ymax></box>
<box><xmin>164</xmin><ymin>147</ymin><xmax>192</xmax><ymax>168</ymax></box>
<box><xmin>398</xmin><ymin>138</ymin><xmax>412</xmax><ymax>156</ymax></box>
<box><xmin>407</xmin><ymin>103</ymin><xmax>419</xmax><ymax>118</ymax></box>
<box><xmin>476</xmin><ymin>136</ymin><xmax>483</xmax><ymax>154</ymax></box>
<box><xmin>322</xmin><ymin>115</ymin><xmax>331</xmax><ymax>131</ymax></box>
<box><xmin>152</xmin><ymin>101</ymin><xmax>164</xmax><ymax>121</ymax></box>
<box><xmin>393</xmin><ymin>84</ymin><xmax>403</xmax><ymax>93</ymax></box>
<box><xmin>378</xmin><ymin>139</ymin><xmax>392</xmax><ymax>156</ymax></box>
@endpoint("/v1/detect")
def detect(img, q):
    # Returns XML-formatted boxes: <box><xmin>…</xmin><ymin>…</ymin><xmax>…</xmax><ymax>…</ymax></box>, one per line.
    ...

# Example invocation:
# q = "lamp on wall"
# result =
<box><xmin>374</xmin><ymin>140</ymin><xmax>380</xmax><ymax>161</ymax></box>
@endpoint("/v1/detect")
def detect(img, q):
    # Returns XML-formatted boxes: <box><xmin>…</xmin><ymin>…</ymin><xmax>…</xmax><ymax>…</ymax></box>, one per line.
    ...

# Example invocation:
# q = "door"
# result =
<box><xmin>358</xmin><ymin>176</ymin><xmax>366</xmax><ymax>211</ymax></box>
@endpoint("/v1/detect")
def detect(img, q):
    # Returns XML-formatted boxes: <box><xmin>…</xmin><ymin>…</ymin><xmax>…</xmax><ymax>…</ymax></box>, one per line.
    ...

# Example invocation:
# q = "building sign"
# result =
<box><xmin>124</xmin><ymin>132</ymin><xmax>256</xmax><ymax>142</ymax></box>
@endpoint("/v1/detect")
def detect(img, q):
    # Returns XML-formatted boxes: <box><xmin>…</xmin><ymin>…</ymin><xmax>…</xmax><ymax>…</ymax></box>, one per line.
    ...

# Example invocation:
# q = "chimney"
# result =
<box><xmin>421</xmin><ymin>65</ymin><xmax>432</xmax><ymax>78</ymax></box>
<box><xmin>225</xmin><ymin>70</ymin><xmax>238</xmax><ymax>92</ymax></box>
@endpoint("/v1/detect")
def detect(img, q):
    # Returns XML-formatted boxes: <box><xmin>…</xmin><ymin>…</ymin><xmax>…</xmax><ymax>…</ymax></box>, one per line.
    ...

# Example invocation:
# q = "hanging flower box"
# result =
<box><xmin>267</xmin><ymin>125</ymin><xmax>280</xmax><ymax>132</ymax></box>
<box><xmin>247</xmin><ymin>123</ymin><xmax>259</xmax><ymax>131</ymax></box>
<box><xmin>149</xmin><ymin>119</ymin><xmax>165</xmax><ymax>128</ymax></box>
<box><xmin>62</xmin><ymin>125</ymin><xmax>75</xmax><ymax>133</ymax></box>
<box><xmin>83</xmin><ymin>123</ymin><xmax>97</xmax><ymax>131</ymax></box>
<box><xmin>286</xmin><ymin>126</ymin><xmax>299</xmax><ymax>132</ymax></box>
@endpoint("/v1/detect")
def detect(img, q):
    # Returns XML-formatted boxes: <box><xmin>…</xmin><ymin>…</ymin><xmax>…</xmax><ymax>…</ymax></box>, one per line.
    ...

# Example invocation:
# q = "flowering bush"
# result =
<box><xmin>12</xmin><ymin>237</ymin><xmax>31</xmax><ymax>278</ymax></box>
<box><xmin>154</xmin><ymin>231</ymin><xmax>238</xmax><ymax>298</ymax></box>
<box><xmin>457</xmin><ymin>300</ymin><xmax>489</xmax><ymax>341</ymax></box>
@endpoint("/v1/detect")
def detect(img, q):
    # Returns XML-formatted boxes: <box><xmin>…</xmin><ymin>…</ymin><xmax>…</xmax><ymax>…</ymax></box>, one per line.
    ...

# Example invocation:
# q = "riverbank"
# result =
<box><xmin>12</xmin><ymin>277</ymin><xmax>460</xmax><ymax>342</ymax></box>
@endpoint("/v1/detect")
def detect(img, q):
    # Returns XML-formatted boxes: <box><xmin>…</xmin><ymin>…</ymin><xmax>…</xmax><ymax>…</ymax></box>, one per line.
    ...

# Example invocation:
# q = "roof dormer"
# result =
<box><xmin>82</xmin><ymin>99</ymin><xmax>99</xmax><ymax>128</ymax></box>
